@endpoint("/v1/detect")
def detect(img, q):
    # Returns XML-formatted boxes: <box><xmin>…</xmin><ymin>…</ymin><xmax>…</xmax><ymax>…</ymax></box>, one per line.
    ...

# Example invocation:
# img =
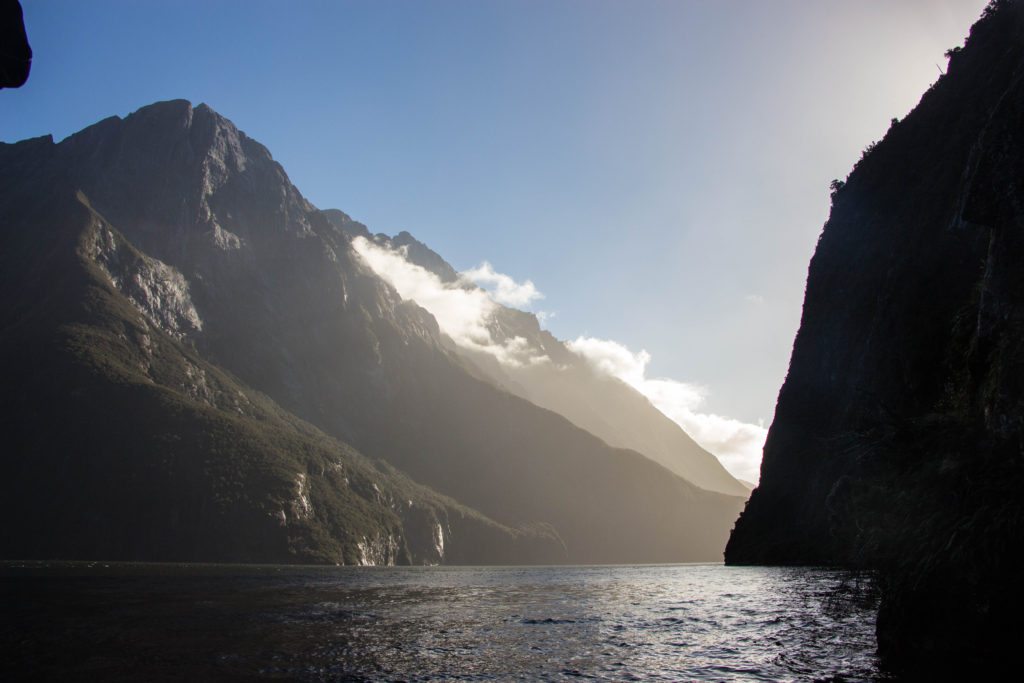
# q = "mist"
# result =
<box><xmin>353</xmin><ymin>233</ymin><xmax>763</xmax><ymax>489</ymax></box>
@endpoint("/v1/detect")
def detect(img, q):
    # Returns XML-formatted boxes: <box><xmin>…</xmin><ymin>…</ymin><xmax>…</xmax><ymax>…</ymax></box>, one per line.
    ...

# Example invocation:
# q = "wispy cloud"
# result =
<box><xmin>461</xmin><ymin>261</ymin><xmax>543</xmax><ymax>308</ymax></box>
<box><xmin>354</xmin><ymin>235</ymin><xmax>767</xmax><ymax>483</ymax></box>
<box><xmin>537</xmin><ymin>310</ymin><xmax>557</xmax><ymax>324</ymax></box>
<box><xmin>352</xmin><ymin>236</ymin><xmax>545</xmax><ymax>367</ymax></box>
<box><xmin>567</xmin><ymin>337</ymin><xmax>767</xmax><ymax>484</ymax></box>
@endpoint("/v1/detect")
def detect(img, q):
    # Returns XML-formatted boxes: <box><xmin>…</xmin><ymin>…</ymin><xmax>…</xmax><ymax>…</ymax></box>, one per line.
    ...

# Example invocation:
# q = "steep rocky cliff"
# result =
<box><xmin>1</xmin><ymin>100</ymin><xmax>744</xmax><ymax>565</ymax></box>
<box><xmin>726</xmin><ymin>0</ymin><xmax>1024</xmax><ymax>672</ymax></box>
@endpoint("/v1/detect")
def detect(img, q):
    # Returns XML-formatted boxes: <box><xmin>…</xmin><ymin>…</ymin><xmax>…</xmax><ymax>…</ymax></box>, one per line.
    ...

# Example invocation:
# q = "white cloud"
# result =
<box><xmin>536</xmin><ymin>310</ymin><xmax>557</xmax><ymax>324</ymax></box>
<box><xmin>564</xmin><ymin>336</ymin><xmax>653</xmax><ymax>388</ymax></box>
<box><xmin>567</xmin><ymin>336</ymin><xmax>767</xmax><ymax>484</ymax></box>
<box><xmin>460</xmin><ymin>261</ymin><xmax>543</xmax><ymax>308</ymax></box>
<box><xmin>744</xmin><ymin>294</ymin><xmax>765</xmax><ymax>304</ymax></box>
<box><xmin>352</xmin><ymin>236</ymin><xmax>545</xmax><ymax>367</ymax></box>
<box><xmin>354</xmin><ymin>235</ymin><xmax>768</xmax><ymax>483</ymax></box>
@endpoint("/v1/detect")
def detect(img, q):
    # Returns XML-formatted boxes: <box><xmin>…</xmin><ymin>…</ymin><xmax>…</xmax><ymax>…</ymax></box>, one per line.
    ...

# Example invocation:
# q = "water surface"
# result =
<box><xmin>0</xmin><ymin>562</ymin><xmax>883</xmax><ymax>681</ymax></box>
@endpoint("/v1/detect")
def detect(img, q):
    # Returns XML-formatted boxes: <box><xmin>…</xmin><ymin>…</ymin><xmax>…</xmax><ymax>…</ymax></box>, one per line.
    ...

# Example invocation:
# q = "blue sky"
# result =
<box><xmin>1</xmin><ymin>1</ymin><xmax>989</xmax><ymax>475</ymax></box>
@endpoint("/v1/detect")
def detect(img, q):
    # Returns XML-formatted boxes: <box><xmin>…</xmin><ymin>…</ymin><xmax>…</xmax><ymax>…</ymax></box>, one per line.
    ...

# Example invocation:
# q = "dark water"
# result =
<box><xmin>0</xmin><ymin>562</ymin><xmax>885</xmax><ymax>682</ymax></box>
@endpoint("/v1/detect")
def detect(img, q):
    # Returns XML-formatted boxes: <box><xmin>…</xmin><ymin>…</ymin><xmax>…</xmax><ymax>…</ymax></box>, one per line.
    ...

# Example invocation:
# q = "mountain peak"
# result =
<box><xmin>389</xmin><ymin>231</ymin><xmax>460</xmax><ymax>283</ymax></box>
<box><xmin>47</xmin><ymin>99</ymin><xmax>316</xmax><ymax>258</ymax></box>
<box><xmin>134</xmin><ymin>97</ymin><xmax>194</xmax><ymax>117</ymax></box>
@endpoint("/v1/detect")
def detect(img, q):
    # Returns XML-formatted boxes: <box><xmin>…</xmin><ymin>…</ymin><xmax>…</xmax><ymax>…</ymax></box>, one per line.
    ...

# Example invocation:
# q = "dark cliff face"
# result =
<box><xmin>0</xmin><ymin>0</ymin><xmax>31</xmax><ymax>89</ymax></box>
<box><xmin>1</xmin><ymin>99</ymin><xmax>744</xmax><ymax>564</ymax></box>
<box><xmin>726</xmin><ymin>0</ymin><xmax>1024</xmax><ymax>671</ymax></box>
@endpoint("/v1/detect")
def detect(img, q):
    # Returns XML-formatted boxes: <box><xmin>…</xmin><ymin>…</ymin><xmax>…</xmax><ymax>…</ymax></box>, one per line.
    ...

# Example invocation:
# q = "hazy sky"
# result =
<box><xmin>1</xmin><ymin>0</ymin><xmax>990</xmax><ymax>480</ymax></box>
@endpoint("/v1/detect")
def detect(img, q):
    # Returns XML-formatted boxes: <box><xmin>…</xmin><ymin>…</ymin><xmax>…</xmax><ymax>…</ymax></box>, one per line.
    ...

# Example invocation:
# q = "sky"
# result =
<box><xmin>2</xmin><ymin>0</ymin><xmax>990</xmax><ymax>482</ymax></box>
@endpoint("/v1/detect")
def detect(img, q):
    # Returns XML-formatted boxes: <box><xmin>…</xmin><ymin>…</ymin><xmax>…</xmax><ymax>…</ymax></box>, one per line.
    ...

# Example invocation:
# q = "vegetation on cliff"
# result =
<box><xmin>726</xmin><ymin>0</ymin><xmax>1024</xmax><ymax>673</ymax></box>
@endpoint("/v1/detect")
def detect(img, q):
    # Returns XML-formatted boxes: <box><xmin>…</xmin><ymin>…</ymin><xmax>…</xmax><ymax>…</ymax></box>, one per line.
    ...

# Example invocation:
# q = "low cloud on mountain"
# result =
<box><xmin>460</xmin><ymin>261</ymin><xmax>543</xmax><ymax>308</ymax></box>
<box><xmin>354</xmin><ymin>235</ymin><xmax>766</xmax><ymax>483</ymax></box>
<box><xmin>352</xmin><ymin>236</ymin><xmax>545</xmax><ymax>367</ymax></box>
<box><xmin>567</xmin><ymin>337</ymin><xmax>767</xmax><ymax>484</ymax></box>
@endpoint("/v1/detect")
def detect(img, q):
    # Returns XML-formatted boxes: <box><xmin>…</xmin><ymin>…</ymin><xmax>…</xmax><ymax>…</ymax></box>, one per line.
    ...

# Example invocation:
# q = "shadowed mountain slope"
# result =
<box><xmin>0</xmin><ymin>182</ymin><xmax>563</xmax><ymax>565</ymax></box>
<box><xmin>1</xmin><ymin>100</ymin><xmax>744</xmax><ymax>564</ymax></box>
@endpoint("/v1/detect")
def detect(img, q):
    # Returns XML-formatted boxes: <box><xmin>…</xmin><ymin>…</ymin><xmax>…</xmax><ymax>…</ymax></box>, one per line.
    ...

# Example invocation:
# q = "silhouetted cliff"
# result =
<box><xmin>0</xmin><ymin>1</ymin><xmax>31</xmax><ymax>89</ymax></box>
<box><xmin>726</xmin><ymin>0</ymin><xmax>1024</xmax><ymax>673</ymax></box>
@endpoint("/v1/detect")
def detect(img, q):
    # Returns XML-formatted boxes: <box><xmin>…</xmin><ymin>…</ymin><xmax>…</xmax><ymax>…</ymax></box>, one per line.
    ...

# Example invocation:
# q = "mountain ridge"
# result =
<box><xmin>354</xmin><ymin>227</ymin><xmax>750</xmax><ymax>497</ymax></box>
<box><xmin>1</xmin><ymin>98</ymin><xmax>745</xmax><ymax>565</ymax></box>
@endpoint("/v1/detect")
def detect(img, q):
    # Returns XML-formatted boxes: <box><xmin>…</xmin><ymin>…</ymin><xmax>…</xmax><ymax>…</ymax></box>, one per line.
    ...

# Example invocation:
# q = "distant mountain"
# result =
<box><xmin>354</xmin><ymin>227</ymin><xmax>749</xmax><ymax>497</ymax></box>
<box><xmin>726</xmin><ymin>0</ymin><xmax>1024</xmax><ymax>674</ymax></box>
<box><xmin>0</xmin><ymin>100</ymin><xmax>744</xmax><ymax>564</ymax></box>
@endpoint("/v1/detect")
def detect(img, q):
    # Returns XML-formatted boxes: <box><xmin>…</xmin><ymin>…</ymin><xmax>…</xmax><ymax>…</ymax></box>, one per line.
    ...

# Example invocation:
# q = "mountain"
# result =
<box><xmin>0</xmin><ymin>174</ymin><xmax>563</xmax><ymax>565</ymax></box>
<box><xmin>726</xmin><ymin>0</ymin><xmax>1024</xmax><ymax>673</ymax></box>
<box><xmin>347</xmin><ymin>226</ymin><xmax>749</xmax><ymax>497</ymax></box>
<box><xmin>0</xmin><ymin>99</ymin><xmax>744</xmax><ymax>565</ymax></box>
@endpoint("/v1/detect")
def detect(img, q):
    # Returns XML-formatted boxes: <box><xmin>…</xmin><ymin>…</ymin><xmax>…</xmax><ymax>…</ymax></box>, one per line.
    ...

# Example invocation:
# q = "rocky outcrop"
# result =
<box><xmin>86</xmin><ymin>221</ymin><xmax>203</xmax><ymax>340</ymax></box>
<box><xmin>725</xmin><ymin>0</ymin><xmax>1024</xmax><ymax>674</ymax></box>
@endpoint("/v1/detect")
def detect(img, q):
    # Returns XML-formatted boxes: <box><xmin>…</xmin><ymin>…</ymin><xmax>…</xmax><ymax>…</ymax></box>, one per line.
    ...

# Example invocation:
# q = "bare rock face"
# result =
<box><xmin>86</xmin><ymin>221</ymin><xmax>203</xmax><ymax>340</ymax></box>
<box><xmin>725</xmin><ymin>1</ymin><xmax>1024</xmax><ymax>674</ymax></box>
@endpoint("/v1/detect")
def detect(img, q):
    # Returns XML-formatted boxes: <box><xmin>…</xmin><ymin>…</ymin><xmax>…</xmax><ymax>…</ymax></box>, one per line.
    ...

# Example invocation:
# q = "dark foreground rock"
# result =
<box><xmin>0</xmin><ymin>0</ymin><xmax>31</xmax><ymax>89</ymax></box>
<box><xmin>726</xmin><ymin>0</ymin><xmax>1024</xmax><ymax>674</ymax></box>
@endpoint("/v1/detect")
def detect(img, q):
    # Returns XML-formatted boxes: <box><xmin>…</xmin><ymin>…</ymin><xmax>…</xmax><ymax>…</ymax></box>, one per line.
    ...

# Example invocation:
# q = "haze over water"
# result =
<box><xmin>2</xmin><ymin>563</ymin><xmax>881</xmax><ymax>682</ymax></box>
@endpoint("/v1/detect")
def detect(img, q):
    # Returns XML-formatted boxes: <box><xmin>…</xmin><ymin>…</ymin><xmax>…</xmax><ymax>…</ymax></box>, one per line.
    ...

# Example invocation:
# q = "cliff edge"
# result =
<box><xmin>726</xmin><ymin>0</ymin><xmax>1024</xmax><ymax>673</ymax></box>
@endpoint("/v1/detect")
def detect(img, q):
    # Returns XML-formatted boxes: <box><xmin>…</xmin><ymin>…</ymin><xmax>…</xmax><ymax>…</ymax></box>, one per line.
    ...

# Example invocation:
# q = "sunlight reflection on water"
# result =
<box><xmin>1</xmin><ymin>562</ymin><xmax>885</xmax><ymax>681</ymax></box>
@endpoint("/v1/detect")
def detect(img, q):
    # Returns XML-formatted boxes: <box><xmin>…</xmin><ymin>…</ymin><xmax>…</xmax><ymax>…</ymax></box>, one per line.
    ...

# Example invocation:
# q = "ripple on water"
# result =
<box><xmin>0</xmin><ymin>563</ymin><xmax>886</xmax><ymax>682</ymax></box>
